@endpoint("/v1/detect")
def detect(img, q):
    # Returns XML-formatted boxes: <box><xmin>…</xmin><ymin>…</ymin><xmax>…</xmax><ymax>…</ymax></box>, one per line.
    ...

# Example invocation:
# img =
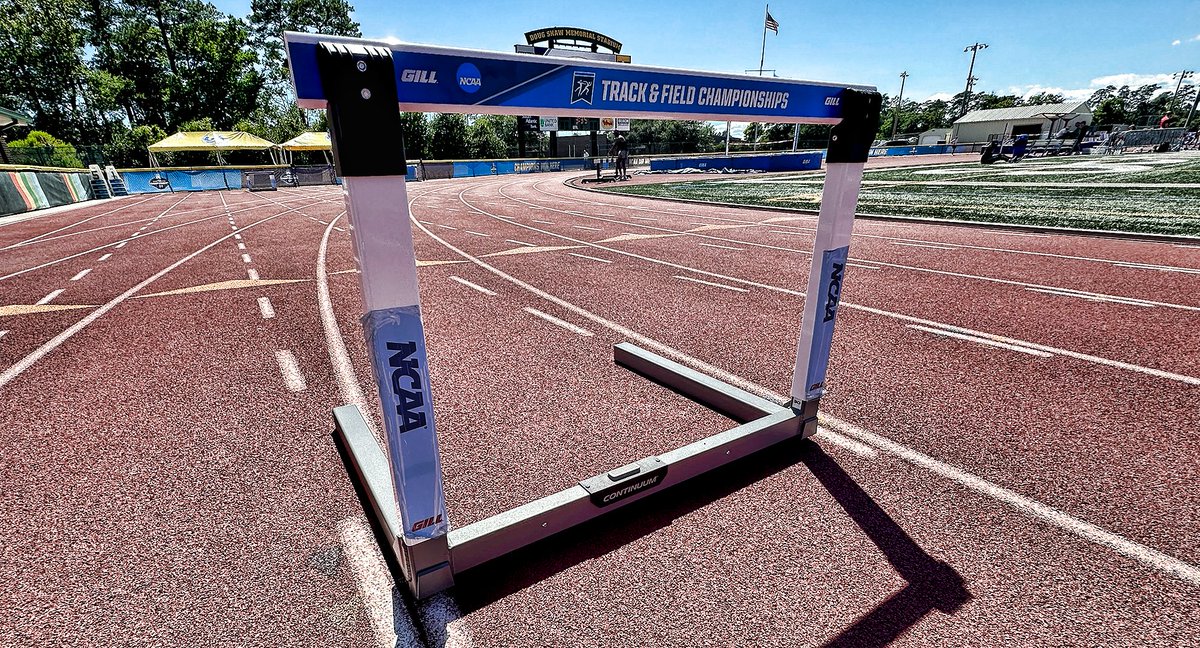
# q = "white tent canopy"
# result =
<box><xmin>147</xmin><ymin>131</ymin><xmax>281</xmax><ymax>166</ymax></box>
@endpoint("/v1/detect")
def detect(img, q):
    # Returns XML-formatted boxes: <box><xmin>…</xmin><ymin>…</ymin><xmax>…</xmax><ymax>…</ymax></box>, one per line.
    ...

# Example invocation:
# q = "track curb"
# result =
<box><xmin>563</xmin><ymin>174</ymin><xmax>1200</xmax><ymax>245</ymax></box>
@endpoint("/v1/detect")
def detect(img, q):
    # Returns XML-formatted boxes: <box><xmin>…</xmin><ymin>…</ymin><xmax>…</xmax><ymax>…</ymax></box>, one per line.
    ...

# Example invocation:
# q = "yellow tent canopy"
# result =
<box><xmin>147</xmin><ymin>131</ymin><xmax>280</xmax><ymax>166</ymax></box>
<box><xmin>278</xmin><ymin>131</ymin><xmax>331</xmax><ymax>151</ymax></box>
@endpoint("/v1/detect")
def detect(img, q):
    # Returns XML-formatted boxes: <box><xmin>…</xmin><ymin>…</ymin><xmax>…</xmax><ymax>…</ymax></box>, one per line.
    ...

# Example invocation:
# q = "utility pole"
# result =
<box><xmin>1185</xmin><ymin>88</ymin><xmax>1200</xmax><ymax>131</ymax></box>
<box><xmin>1170</xmin><ymin>70</ymin><xmax>1194</xmax><ymax>115</ymax></box>
<box><xmin>961</xmin><ymin>42</ymin><xmax>988</xmax><ymax>117</ymax></box>
<box><xmin>891</xmin><ymin>71</ymin><xmax>909</xmax><ymax>139</ymax></box>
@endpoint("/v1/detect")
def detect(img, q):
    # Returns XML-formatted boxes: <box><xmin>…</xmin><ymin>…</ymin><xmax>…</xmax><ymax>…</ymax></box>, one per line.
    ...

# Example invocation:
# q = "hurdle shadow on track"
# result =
<box><xmin>447</xmin><ymin>437</ymin><xmax>971</xmax><ymax>644</ymax></box>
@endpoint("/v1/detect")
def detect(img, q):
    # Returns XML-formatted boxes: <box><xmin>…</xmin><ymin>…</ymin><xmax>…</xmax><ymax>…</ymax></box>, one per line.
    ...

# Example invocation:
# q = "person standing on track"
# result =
<box><xmin>612</xmin><ymin>134</ymin><xmax>629</xmax><ymax>181</ymax></box>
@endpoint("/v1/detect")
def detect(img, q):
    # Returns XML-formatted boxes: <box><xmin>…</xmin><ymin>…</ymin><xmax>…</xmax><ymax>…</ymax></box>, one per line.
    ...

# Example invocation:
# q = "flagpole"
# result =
<box><xmin>758</xmin><ymin>4</ymin><xmax>769</xmax><ymax>76</ymax></box>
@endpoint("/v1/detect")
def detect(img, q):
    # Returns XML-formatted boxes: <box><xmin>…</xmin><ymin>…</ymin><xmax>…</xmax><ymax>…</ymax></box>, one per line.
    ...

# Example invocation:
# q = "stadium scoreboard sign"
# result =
<box><xmin>524</xmin><ymin>27</ymin><xmax>622</xmax><ymax>53</ymax></box>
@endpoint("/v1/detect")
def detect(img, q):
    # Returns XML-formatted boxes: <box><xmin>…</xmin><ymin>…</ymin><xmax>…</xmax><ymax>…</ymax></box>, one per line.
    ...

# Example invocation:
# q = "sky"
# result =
<box><xmin>214</xmin><ymin>0</ymin><xmax>1200</xmax><ymax>126</ymax></box>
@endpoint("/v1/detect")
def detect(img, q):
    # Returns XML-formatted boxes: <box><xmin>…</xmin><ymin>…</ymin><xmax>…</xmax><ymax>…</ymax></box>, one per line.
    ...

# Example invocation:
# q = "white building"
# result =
<box><xmin>951</xmin><ymin>101</ymin><xmax>1092</xmax><ymax>143</ymax></box>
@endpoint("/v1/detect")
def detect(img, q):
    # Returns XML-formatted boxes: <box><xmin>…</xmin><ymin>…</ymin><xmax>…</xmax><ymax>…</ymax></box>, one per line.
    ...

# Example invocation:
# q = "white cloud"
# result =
<box><xmin>1007</xmin><ymin>84</ymin><xmax>1095</xmax><ymax>102</ymax></box>
<box><xmin>1191</xmin><ymin>34</ymin><xmax>1200</xmax><ymax>41</ymax></box>
<box><xmin>1090</xmin><ymin>72</ymin><xmax>1176</xmax><ymax>88</ymax></box>
<box><xmin>922</xmin><ymin>92</ymin><xmax>955</xmax><ymax>102</ymax></box>
<box><xmin>1173</xmin><ymin>39</ymin><xmax>1182</xmax><ymax>46</ymax></box>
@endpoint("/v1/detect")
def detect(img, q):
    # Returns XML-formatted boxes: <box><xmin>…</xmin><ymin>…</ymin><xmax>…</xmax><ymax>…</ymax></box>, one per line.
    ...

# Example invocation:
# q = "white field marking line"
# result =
<box><xmin>130</xmin><ymin>232</ymin><xmax>139</xmax><ymax>237</ymax></box>
<box><xmin>231</xmin><ymin>225</ymin><xmax>237</xmax><ymax>231</ymax></box>
<box><xmin>536</xmin><ymin>179</ymin><xmax>1200</xmax><ymax>275</ymax></box>
<box><xmin>1027</xmin><ymin>287</ymin><xmax>1156</xmax><ymax>308</ymax></box>
<box><xmin>907</xmin><ymin>324</ymin><xmax>1054</xmax><ymax>358</ymax></box>
<box><xmin>333</xmin><ymin>226</ymin><xmax>345</xmax><ymax>232</ymax></box>
<box><xmin>813</xmin><ymin>427</ymin><xmax>878</xmax><ymax>458</ymax></box>
<box><xmin>0</xmin><ymin>330</ymin><xmax>6</xmax><ymax>339</ymax></box>
<box><xmin>234</xmin><ymin>233</ymin><xmax>242</xmax><ymax>240</ymax></box>
<box><xmin>237</xmin><ymin>242</ymin><xmax>247</xmax><ymax>250</ymax></box>
<box><xmin>847</xmin><ymin>262</ymin><xmax>882</xmax><ymax>270</ymax></box>
<box><xmin>449</xmin><ymin>275</ymin><xmax>498</xmax><ymax>296</ymax></box>
<box><xmin>36</xmin><ymin>289</ymin><xmax>64</xmax><ymax>305</ymax></box>
<box><xmin>274</xmin><ymin>350</ymin><xmax>307</xmax><ymax>392</ymax></box>
<box><xmin>247</xmin><ymin>268</ymin><xmax>260</xmax><ymax>281</ymax></box>
<box><xmin>69</xmin><ymin>269</ymin><xmax>91</xmax><ymax>281</ymax></box>
<box><xmin>413</xmin><ymin>201</ymin><xmax>1200</xmax><ymax>587</ymax></box>
<box><xmin>241</xmin><ymin>254</ymin><xmax>252</xmax><ymax>264</ymax></box>
<box><xmin>97</xmin><ymin>253</ymin><xmax>112</xmax><ymax>262</ymax></box>
<box><xmin>315</xmin><ymin>213</ymin><xmax>368</xmax><ymax>412</ymax></box>
<box><xmin>891</xmin><ymin>241</ymin><xmax>957</xmax><ymax>251</ymax></box>
<box><xmin>465</xmin><ymin>230</ymin><xmax>490</xmax><ymax>237</ymax></box>
<box><xmin>532</xmin><ymin>219</ymin><xmax>555</xmax><ymax>224</ymax></box>
<box><xmin>819</xmin><ymin>415</ymin><xmax>1200</xmax><ymax>587</ymax></box>
<box><xmin>516</xmin><ymin>185</ymin><xmax>1200</xmax><ymax>312</ymax></box>
<box><xmin>674</xmin><ymin>275</ymin><xmax>749</xmax><ymax>293</ymax></box>
<box><xmin>336</xmin><ymin>517</ymin><xmax>423</xmax><ymax>648</ymax></box>
<box><xmin>0</xmin><ymin>208</ymin><xmax>293</xmax><ymax>391</ymax></box>
<box><xmin>698</xmin><ymin>242</ymin><xmax>745</xmax><ymax>251</ymax></box>
<box><xmin>435</xmin><ymin>224</ymin><xmax>458</xmax><ymax>230</ymax></box>
<box><xmin>0</xmin><ymin>208</ymin><xmax>240</xmax><ymax>282</ymax></box>
<box><xmin>770</xmin><ymin>229</ymin><xmax>804</xmax><ymax>235</ymax></box>
<box><xmin>4</xmin><ymin>195</ymin><xmax>160</xmax><ymax>248</ymax></box>
<box><xmin>1175</xmin><ymin>244</ymin><xmax>1200</xmax><ymax>249</ymax></box>
<box><xmin>474</xmin><ymin>184</ymin><xmax>1200</xmax><ymax>386</ymax></box>
<box><xmin>991</xmin><ymin>231</ymin><xmax>1051</xmax><ymax>238</ymax></box>
<box><xmin>523</xmin><ymin>306</ymin><xmax>594</xmax><ymax>336</ymax></box>
<box><xmin>629</xmin><ymin>215</ymin><xmax>659</xmax><ymax>221</ymax></box>
<box><xmin>572</xmin><ymin>224</ymin><xmax>602</xmax><ymax>231</ymax></box>
<box><xmin>1113</xmin><ymin>262</ymin><xmax>1200</xmax><ymax>275</ymax></box>
<box><xmin>506</xmin><ymin>239</ymin><xmax>535</xmax><ymax>246</ymax></box>
<box><xmin>568</xmin><ymin>252</ymin><xmax>613</xmax><ymax>263</ymax></box>
<box><xmin>257</xmin><ymin>297</ymin><xmax>276</xmax><ymax>319</ymax></box>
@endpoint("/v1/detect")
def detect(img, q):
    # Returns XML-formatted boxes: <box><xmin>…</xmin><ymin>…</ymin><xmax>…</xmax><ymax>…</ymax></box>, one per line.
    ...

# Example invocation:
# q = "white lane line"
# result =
<box><xmin>237</xmin><ymin>242</ymin><xmax>247</xmax><ymax>250</ymax></box>
<box><xmin>572</xmin><ymin>225</ymin><xmax>602</xmax><ymax>231</ymax></box>
<box><xmin>569</xmin><ymin>252</ymin><xmax>613</xmax><ymax>264</ymax></box>
<box><xmin>991</xmin><ymin>231</ymin><xmax>1051</xmax><ymax>238</ymax></box>
<box><xmin>1113</xmin><ymin>262</ymin><xmax>1200</xmax><ymax>275</ymax></box>
<box><xmin>821</xmin><ymin>416</ymin><xmax>1200</xmax><ymax>587</ymax></box>
<box><xmin>473</xmin><ymin>186</ymin><xmax>1200</xmax><ymax>385</ymax></box>
<box><xmin>242</xmin><ymin>253</ymin><xmax>253</xmax><ymax>264</ymax></box>
<box><xmin>506</xmin><ymin>239</ymin><xmax>535</xmax><ymax>246</ymax></box>
<box><xmin>629</xmin><ymin>216</ymin><xmax>659</xmax><ymax>221</ymax></box>
<box><xmin>771</xmin><ymin>229</ymin><xmax>804</xmax><ymax>236</ymax></box>
<box><xmin>449</xmin><ymin>275</ymin><xmax>498</xmax><ymax>296</ymax></box>
<box><xmin>523</xmin><ymin>307</ymin><xmax>593</xmax><ymax>336</ymax></box>
<box><xmin>532</xmin><ymin>219</ymin><xmax>555</xmax><ymax>225</ymax></box>
<box><xmin>907</xmin><ymin>324</ymin><xmax>1054</xmax><ymax>358</ymax></box>
<box><xmin>114</xmin><ymin>241</ymin><xmax>127</xmax><ymax>248</ymax></box>
<box><xmin>316</xmin><ymin>213</ymin><xmax>368</xmax><ymax>412</ymax></box>
<box><xmin>892</xmin><ymin>241</ymin><xmax>957</xmax><ymax>251</ymax></box>
<box><xmin>435</xmin><ymin>224</ymin><xmax>458</xmax><ymax>230</ymax></box>
<box><xmin>1174</xmin><ymin>244</ymin><xmax>1200</xmax><ymax>249</ymax></box>
<box><xmin>274</xmin><ymin>350</ymin><xmax>307</xmax><ymax>392</ymax></box>
<box><xmin>847</xmin><ymin>262</ymin><xmax>882</xmax><ymax>270</ymax></box>
<box><xmin>36</xmin><ymin>289</ymin><xmax>64</xmax><ymax>305</ymax></box>
<box><xmin>257</xmin><ymin>297</ymin><xmax>276</xmax><ymax>319</ymax></box>
<box><xmin>814</xmin><ymin>428</ymin><xmax>879</xmax><ymax>458</ymax></box>
<box><xmin>70</xmin><ymin>269</ymin><xmax>92</xmax><ymax>281</ymax></box>
<box><xmin>234</xmin><ymin>234</ymin><xmax>242</xmax><ymax>240</ymax></box>
<box><xmin>336</xmin><ymin>517</ymin><xmax>423</xmax><ymax>648</ymax></box>
<box><xmin>465</xmin><ymin>230</ymin><xmax>490</xmax><ymax>237</ymax></box>
<box><xmin>699</xmin><ymin>242</ymin><xmax>745</xmax><ymax>251</ymax></box>
<box><xmin>413</xmin><ymin>211</ymin><xmax>1200</xmax><ymax>587</ymax></box>
<box><xmin>333</xmin><ymin>227</ymin><xmax>345</xmax><ymax>232</ymax></box>
<box><xmin>130</xmin><ymin>232</ymin><xmax>139</xmax><ymax>238</ymax></box>
<box><xmin>138</xmin><ymin>226</ymin><xmax>147</xmax><ymax>231</ymax></box>
<box><xmin>0</xmin><ymin>330</ymin><xmax>6</xmax><ymax>339</ymax></box>
<box><xmin>247</xmin><ymin>268</ymin><xmax>260</xmax><ymax>280</ymax></box>
<box><xmin>1027</xmin><ymin>287</ymin><xmax>1157</xmax><ymax>308</ymax></box>
<box><xmin>98</xmin><ymin>253</ymin><xmax>112</xmax><ymax>262</ymax></box>
<box><xmin>674</xmin><ymin>275</ymin><xmax>749</xmax><ymax>293</ymax></box>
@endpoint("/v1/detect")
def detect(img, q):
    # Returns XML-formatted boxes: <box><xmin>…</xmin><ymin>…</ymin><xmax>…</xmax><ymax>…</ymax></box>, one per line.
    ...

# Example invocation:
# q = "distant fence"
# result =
<box><xmin>0</xmin><ymin>168</ymin><xmax>94</xmax><ymax>217</ymax></box>
<box><xmin>407</xmin><ymin>157</ymin><xmax>599</xmax><ymax>181</ymax></box>
<box><xmin>869</xmin><ymin>143</ymin><xmax>983</xmax><ymax>157</ymax></box>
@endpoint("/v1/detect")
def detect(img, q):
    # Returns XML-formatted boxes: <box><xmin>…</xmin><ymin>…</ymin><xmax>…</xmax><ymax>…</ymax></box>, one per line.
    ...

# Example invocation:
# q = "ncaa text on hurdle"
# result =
<box><xmin>284</xmin><ymin>31</ymin><xmax>881</xmax><ymax>599</ymax></box>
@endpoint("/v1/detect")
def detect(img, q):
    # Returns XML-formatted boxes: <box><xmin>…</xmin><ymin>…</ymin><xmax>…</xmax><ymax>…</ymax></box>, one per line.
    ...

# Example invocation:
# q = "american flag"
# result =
<box><xmin>765</xmin><ymin>10</ymin><xmax>779</xmax><ymax>33</ymax></box>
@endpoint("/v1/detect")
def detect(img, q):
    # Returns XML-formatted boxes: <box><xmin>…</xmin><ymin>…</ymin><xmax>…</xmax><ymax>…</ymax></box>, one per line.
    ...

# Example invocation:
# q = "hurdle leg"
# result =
<box><xmin>791</xmin><ymin>90</ymin><xmax>883</xmax><ymax>433</ymax></box>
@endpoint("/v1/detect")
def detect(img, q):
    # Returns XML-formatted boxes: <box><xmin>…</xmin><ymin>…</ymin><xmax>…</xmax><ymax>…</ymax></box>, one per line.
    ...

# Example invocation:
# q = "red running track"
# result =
<box><xmin>0</xmin><ymin>171</ymin><xmax>1197</xmax><ymax>647</ymax></box>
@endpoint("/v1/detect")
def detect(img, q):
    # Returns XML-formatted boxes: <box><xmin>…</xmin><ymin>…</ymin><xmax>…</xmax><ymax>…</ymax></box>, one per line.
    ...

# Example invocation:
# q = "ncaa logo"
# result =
<box><xmin>457</xmin><ymin>62</ymin><xmax>482</xmax><ymax>93</ymax></box>
<box><xmin>571</xmin><ymin>71</ymin><xmax>596</xmax><ymax>104</ymax></box>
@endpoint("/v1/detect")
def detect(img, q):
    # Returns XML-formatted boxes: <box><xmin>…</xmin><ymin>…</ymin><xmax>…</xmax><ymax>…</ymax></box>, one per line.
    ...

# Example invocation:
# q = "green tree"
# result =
<box><xmin>248</xmin><ymin>0</ymin><xmax>360</xmax><ymax>87</ymax></box>
<box><xmin>1092</xmin><ymin>97</ymin><xmax>1130</xmax><ymax>126</ymax></box>
<box><xmin>467</xmin><ymin>115</ymin><xmax>513</xmax><ymax>159</ymax></box>
<box><xmin>428</xmin><ymin>113</ymin><xmax>469</xmax><ymax>159</ymax></box>
<box><xmin>7</xmin><ymin>131</ymin><xmax>84</xmax><ymax>167</ymax></box>
<box><xmin>400</xmin><ymin>112</ymin><xmax>429</xmax><ymax>160</ymax></box>
<box><xmin>1025</xmin><ymin>92</ymin><xmax>1065</xmax><ymax>105</ymax></box>
<box><xmin>106</xmin><ymin>123</ymin><xmax>169</xmax><ymax>166</ymax></box>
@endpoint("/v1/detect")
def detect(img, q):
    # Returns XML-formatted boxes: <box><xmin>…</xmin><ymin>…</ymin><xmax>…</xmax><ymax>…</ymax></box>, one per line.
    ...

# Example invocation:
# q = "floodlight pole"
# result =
<box><xmin>961</xmin><ymin>43</ymin><xmax>987</xmax><ymax>117</ymax></box>
<box><xmin>1170</xmin><ymin>70</ymin><xmax>1194</xmax><ymax>116</ymax></box>
<box><xmin>891</xmin><ymin>71</ymin><xmax>908</xmax><ymax>140</ymax></box>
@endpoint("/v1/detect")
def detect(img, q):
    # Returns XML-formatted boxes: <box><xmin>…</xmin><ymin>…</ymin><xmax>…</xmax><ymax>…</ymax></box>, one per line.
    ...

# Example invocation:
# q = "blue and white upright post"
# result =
<box><xmin>791</xmin><ymin>90</ymin><xmax>882</xmax><ymax>431</ymax></box>
<box><xmin>314</xmin><ymin>42</ymin><xmax>452</xmax><ymax>590</ymax></box>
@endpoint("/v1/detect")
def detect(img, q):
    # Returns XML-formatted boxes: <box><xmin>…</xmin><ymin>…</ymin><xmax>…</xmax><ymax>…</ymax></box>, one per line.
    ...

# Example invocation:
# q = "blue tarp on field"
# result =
<box><xmin>650</xmin><ymin>152</ymin><xmax>823</xmax><ymax>172</ymax></box>
<box><xmin>124</xmin><ymin>169</ymin><xmax>244</xmax><ymax>193</ymax></box>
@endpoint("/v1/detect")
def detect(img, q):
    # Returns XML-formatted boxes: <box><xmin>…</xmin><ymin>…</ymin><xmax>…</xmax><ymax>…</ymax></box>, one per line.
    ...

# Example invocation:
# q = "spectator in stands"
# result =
<box><xmin>1012</xmin><ymin>134</ymin><xmax>1028</xmax><ymax>161</ymax></box>
<box><xmin>1071</xmin><ymin>122</ymin><xmax>1089</xmax><ymax>154</ymax></box>
<box><xmin>949</xmin><ymin>135</ymin><xmax>958</xmax><ymax>156</ymax></box>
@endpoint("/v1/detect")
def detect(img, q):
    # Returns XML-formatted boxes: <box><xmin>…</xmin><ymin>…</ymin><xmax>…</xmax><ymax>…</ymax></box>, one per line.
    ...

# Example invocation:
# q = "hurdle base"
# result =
<box><xmin>332</xmin><ymin>342</ymin><xmax>820</xmax><ymax>599</ymax></box>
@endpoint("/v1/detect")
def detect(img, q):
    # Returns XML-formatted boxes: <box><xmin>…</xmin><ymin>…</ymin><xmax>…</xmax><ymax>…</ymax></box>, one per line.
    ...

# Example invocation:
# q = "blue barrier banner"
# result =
<box><xmin>285</xmin><ymin>33</ymin><xmax>873</xmax><ymax>124</ymax></box>
<box><xmin>124</xmin><ymin>169</ymin><xmax>242</xmax><ymax>193</ymax></box>
<box><xmin>803</xmin><ymin>245</ymin><xmax>849</xmax><ymax>400</ymax></box>
<box><xmin>650</xmin><ymin>152</ymin><xmax>822</xmax><ymax>172</ymax></box>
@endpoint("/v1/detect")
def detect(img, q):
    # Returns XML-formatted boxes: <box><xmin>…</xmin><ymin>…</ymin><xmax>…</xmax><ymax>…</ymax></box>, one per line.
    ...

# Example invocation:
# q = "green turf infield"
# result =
<box><xmin>606</xmin><ymin>151</ymin><xmax>1200</xmax><ymax>235</ymax></box>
